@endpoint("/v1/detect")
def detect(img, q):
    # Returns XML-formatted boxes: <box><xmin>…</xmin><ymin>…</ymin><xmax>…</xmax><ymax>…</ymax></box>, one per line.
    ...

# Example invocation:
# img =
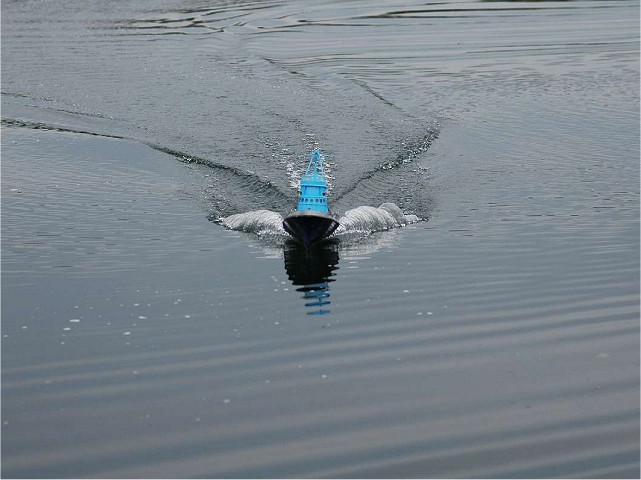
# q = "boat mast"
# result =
<box><xmin>304</xmin><ymin>148</ymin><xmax>326</xmax><ymax>179</ymax></box>
<box><xmin>297</xmin><ymin>149</ymin><xmax>329</xmax><ymax>214</ymax></box>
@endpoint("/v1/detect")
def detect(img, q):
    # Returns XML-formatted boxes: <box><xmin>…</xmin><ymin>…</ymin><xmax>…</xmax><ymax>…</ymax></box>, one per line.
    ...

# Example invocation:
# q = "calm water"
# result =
<box><xmin>2</xmin><ymin>0</ymin><xmax>639</xmax><ymax>478</ymax></box>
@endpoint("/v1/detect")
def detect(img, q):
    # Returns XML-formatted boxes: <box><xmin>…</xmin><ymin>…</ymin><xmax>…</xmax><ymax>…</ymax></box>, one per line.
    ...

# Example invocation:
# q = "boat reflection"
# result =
<box><xmin>283</xmin><ymin>240</ymin><xmax>340</xmax><ymax>315</ymax></box>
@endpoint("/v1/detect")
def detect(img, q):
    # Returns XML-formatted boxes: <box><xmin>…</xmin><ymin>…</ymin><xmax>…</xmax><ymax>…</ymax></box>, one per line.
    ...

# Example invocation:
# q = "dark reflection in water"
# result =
<box><xmin>283</xmin><ymin>240</ymin><xmax>340</xmax><ymax>315</ymax></box>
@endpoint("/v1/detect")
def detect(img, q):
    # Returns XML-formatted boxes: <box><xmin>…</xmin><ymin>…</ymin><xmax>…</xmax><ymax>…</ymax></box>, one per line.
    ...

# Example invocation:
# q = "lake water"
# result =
<box><xmin>2</xmin><ymin>0</ymin><xmax>639</xmax><ymax>478</ymax></box>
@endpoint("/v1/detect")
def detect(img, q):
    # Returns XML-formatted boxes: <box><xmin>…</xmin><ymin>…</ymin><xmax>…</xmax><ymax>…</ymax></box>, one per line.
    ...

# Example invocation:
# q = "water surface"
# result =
<box><xmin>2</xmin><ymin>0</ymin><xmax>639</xmax><ymax>477</ymax></box>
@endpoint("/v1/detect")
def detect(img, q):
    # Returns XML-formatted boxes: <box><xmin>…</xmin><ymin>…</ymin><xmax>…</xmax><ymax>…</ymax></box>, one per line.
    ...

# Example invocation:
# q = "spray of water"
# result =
<box><xmin>221</xmin><ymin>202</ymin><xmax>419</xmax><ymax>243</ymax></box>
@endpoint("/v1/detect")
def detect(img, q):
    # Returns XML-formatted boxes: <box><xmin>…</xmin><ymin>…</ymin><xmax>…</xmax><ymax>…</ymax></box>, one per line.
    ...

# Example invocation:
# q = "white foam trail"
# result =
<box><xmin>221</xmin><ymin>210</ymin><xmax>286</xmax><ymax>236</ymax></box>
<box><xmin>221</xmin><ymin>203</ymin><xmax>419</xmax><ymax>238</ymax></box>
<box><xmin>335</xmin><ymin>203</ymin><xmax>419</xmax><ymax>235</ymax></box>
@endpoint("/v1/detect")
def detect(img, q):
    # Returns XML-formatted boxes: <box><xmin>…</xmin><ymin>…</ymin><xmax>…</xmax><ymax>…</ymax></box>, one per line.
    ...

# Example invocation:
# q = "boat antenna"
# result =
<box><xmin>304</xmin><ymin>148</ymin><xmax>326</xmax><ymax>178</ymax></box>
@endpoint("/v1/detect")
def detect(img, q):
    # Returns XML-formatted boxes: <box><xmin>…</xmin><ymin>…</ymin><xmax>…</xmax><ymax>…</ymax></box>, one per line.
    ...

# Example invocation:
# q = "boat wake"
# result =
<box><xmin>222</xmin><ymin>210</ymin><xmax>287</xmax><ymax>237</ymax></box>
<box><xmin>335</xmin><ymin>203</ymin><xmax>419</xmax><ymax>234</ymax></box>
<box><xmin>220</xmin><ymin>202</ymin><xmax>419</xmax><ymax>243</ymax></box>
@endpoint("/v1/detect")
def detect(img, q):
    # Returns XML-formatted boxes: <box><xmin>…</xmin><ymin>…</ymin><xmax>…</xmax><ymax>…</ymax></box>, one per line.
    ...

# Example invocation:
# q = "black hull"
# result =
<box><xmin>282</xmin><ymin>211</ymin><xmax>340</xmax><ymax>246</ymax></box>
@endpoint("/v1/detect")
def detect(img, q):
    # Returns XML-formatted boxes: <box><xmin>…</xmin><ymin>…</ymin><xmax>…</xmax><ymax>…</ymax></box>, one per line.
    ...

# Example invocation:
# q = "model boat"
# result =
<box><xmin>283</xmin><ymin>149</ymin><xmax>340</xmax><ymax>246</ymax></box>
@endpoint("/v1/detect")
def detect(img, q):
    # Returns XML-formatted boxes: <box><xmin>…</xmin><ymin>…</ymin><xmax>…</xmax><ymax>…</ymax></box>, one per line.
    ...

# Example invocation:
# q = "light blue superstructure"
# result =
<box><xmin>297</xmin><ymin>149</ymin><xmax>329</xmax><ymax>214</ymax></box>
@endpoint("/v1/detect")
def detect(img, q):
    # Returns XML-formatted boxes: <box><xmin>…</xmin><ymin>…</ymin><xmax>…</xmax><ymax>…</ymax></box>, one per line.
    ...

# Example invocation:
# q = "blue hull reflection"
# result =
<box><xmin>283</xmin><ymin>240</ymin><xmax>339</xmax><ymax>315</ymax></box>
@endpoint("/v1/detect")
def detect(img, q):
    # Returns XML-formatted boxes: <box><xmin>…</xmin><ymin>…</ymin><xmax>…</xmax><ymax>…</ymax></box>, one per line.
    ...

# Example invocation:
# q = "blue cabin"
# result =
<box><xmin>297</xmin><ymin>149</ymin><xmax>329</xmax><ymax>214</ymax></box>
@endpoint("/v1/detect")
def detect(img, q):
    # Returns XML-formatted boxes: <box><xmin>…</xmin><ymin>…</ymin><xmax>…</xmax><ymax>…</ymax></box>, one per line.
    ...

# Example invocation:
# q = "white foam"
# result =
<box><xmin>221</xmin><ymin>210</ymin><xmax>286</xmax><ymax>236</ymax></box>
<box><xmin>335</xmin><ymin>202</ymin><xmax>419</xmax><ymax>235</ymax></box>
<box><xmin>221</xmin><ymin>203</ymin><xmax>420</xmax><ymax>239</ymax></box>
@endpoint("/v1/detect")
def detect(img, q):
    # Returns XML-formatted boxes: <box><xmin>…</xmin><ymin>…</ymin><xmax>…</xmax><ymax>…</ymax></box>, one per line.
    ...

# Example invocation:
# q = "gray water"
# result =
<box><xmin>2</xmin><ymin>0</ymin><xmax>640</xmax><ymax>478</ymax></box>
